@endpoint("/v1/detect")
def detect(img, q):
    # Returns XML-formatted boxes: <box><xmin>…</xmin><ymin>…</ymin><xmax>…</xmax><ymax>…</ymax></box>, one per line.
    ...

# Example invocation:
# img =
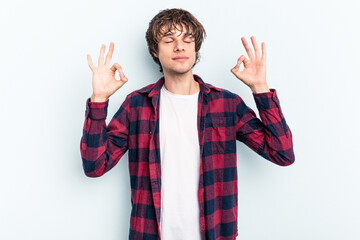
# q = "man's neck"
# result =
<box><xmin>162</xmin><ymin>70</ymin><xmax>200</xmax><ymax>95</ymax></box>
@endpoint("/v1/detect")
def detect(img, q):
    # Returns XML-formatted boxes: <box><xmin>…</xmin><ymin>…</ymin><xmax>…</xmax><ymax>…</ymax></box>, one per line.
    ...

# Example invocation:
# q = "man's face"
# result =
<box><xmin>153</xmin><ymin>25</ymin><xmax>196</xmax><ymax>75</ymax></box>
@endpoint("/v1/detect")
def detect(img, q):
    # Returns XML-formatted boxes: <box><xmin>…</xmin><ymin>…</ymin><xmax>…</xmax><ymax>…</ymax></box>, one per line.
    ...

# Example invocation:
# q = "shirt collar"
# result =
<box><xmin>138</xmin><ymin>74</ymin><xmax>221</xmax><ymax>98</ymax></box>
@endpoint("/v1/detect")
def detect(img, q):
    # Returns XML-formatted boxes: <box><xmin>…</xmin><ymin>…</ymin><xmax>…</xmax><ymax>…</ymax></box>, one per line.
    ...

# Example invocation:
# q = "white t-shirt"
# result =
<box><xmin>159</xmin><ymin>85</ymin><xmax>201</xmax><ymax>240</ymax></box>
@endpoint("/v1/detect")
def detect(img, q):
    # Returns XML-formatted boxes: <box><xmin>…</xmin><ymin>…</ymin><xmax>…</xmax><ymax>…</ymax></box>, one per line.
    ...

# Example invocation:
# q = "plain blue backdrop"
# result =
<box><xmin>1</xmin><ymin>0</ymin><xmax>359</xmax><ymax>239</ymax></box>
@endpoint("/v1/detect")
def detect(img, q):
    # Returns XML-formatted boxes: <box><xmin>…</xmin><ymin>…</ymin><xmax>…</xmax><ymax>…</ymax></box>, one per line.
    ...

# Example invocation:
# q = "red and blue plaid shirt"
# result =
<box><xmin>80</xmin><ymin>74</ymin><xmax>295</xmax><ymax>240</ymax></box>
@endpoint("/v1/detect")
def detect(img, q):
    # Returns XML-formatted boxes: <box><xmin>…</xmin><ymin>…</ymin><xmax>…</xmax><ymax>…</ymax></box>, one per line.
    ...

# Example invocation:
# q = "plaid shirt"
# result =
<box><xmin>80</xmin><ymin>74</ymin><xmax>295</xmax><ymax>240</ymax></box>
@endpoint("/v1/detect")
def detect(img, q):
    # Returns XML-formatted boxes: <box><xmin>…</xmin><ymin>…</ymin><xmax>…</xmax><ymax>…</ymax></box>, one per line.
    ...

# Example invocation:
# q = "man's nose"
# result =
<box><xmin>174</xmin><ymin>40</ymin><xmax>185</xmax><ymax>52</ymax></box>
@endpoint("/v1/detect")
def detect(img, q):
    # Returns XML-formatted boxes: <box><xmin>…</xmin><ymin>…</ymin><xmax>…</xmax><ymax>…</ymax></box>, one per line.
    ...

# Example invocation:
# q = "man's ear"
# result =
<box><xmin>152</xmin><ymin>51</ymin><xmax>158</xmax><ymax>58</ymax></box>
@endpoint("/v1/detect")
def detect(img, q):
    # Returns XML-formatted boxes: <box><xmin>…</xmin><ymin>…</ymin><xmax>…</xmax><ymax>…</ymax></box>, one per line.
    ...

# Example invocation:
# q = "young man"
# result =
<box><xmin>81</xmin><ymin>8</ymin><xmax>295</xmax><ymax>240</ymax></box>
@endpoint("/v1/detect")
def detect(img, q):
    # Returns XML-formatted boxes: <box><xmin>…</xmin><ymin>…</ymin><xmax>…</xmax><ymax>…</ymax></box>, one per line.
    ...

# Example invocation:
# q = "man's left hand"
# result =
<box><xmin>231</xmin><ymin>36</ymin><xmax>270</xmax><ymax>93</ymax></box>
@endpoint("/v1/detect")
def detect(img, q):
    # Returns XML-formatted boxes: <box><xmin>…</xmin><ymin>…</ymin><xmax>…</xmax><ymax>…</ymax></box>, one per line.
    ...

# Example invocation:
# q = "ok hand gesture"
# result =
<box><xmin>230</xmin><ymin>36</ymin><xmax>269</xmax><ymax>93</ymax></box>
<box><xmin>87</xmin><ymin>42</ymin><xmax>128</xmax><ymax>102</ymax></box>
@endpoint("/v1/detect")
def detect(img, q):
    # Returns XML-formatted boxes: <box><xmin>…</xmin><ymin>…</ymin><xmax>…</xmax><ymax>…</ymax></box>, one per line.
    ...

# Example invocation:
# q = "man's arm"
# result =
<box><xmin>80</xmin><ymin>42</ymin><xmax>130</xmax><ymax>177</ymax></box>
<box><xmin>235</xmin><ymin>90</ymin><xmax>295</xmax><ymax>166</ymax></box>
<box><xmin>230</xmin><ymin>36</ymin><xmax>294</xmax><ymax>165</ymax></box>
<box><xmin>80</xmin><ymin>95</ymin><xmax>130</xmax><ymax>177</ymax></box>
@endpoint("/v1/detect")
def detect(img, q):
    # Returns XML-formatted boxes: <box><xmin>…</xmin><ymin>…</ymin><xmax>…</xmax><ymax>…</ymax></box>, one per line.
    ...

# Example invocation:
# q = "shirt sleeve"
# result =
<box><xmin>235</xmin><ymin>89</ymin><xmax>295</xmax><ymax>166</ymax></box>
<box><xmin>80</xmin><ymin>95</ymin><xmax>130</xmax><ymax>177</ymax></box>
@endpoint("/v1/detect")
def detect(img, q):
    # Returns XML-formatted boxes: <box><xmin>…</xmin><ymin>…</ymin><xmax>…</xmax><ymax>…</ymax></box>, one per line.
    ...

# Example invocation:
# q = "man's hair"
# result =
<box><xmin>145</xmin><ymin>8</ymin><xmax>206</xmax><ymax>72</ymax></box>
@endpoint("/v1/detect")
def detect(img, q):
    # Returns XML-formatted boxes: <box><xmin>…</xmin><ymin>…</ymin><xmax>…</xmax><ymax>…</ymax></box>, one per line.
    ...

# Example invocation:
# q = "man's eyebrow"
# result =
<box><xmin>162</xmin><ymin>32</ymin><xmax>194</xmax><ymax>37</ymax></box>
<box><xmin>163</xmin><ymin>32</ymin><xmax>174</xmax><ymax>37</ymax></box>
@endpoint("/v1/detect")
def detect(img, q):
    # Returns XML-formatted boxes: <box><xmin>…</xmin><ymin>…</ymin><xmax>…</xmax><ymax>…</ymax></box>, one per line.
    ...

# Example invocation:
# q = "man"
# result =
<box><xmin>80</xmin><ymin>8</ymin><xmax>295</xmax><ymax>240</ymax></box>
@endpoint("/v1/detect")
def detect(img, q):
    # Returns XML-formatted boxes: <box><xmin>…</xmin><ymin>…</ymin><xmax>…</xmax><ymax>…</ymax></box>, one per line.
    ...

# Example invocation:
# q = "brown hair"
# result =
<box><xmin>145</xmin><ymin>8</ymin><xmax>206</xmax><ymax>72</ymax></box>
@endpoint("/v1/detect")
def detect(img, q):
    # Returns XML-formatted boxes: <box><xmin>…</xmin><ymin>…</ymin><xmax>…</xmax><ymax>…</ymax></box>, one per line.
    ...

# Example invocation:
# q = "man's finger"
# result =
<box><xmin>104</xmin><ymin>42</ymin><xmax>114</xmax><ymax>66</ymax></box>
<box><xmin>116</xmin><ymin>66</ymin><xmax>128</xmax><ymax>83</ymax></box>
<box><xmin>261</xmin><ymin>42</ymin><xmax>266</xmax><ymax>61</ymax></box>
<box><xmin>118</xmin><ymin>70</ymin><xmax>128</xmax><ymax>83</ymax></box>
<box><xmin>111</xmin><ymin>63</ymin><xmax>128</xmax><ymax>81</ymax></box>
<box><xmin>242</xmin><ymin>56</ymin><xmax>250</xmax><ymax>68</ymax></box>
<box><xmin>241</xmin><ymin>37</ymin><xmax>254</xmax><ymax>59</ymax></box>
<box><xmin>250</xmin><ymin>36</ymin><xmax>260</xmax><ymax>59</ymax></box>
<box><xmin>234</xmin><ymin>56</ymin><xmax>243</xmax><ymax>70</ymax></box>
<box><xmin>87</xmin><ymin>54</ymin><xmax>95</xmax><ymax>70</ymax></box>
<box><xmin>98</xmin><ymin>44</ymin><xmax>105</xmax><ymax>66</ymax></box>
<box><xmin>231</xmin><ymin>55</ymin><xmax>245</xmax><ymax>73</ymax></box>
<box><xmin>111</xmin><ymin>63</ymin><xmax>122</xmax><ymax>73</ymax></box>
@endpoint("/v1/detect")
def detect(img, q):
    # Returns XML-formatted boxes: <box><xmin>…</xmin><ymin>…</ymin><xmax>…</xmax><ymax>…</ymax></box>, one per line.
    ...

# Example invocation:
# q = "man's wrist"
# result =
<box><xmin>91</xmin><ymin>94</ymin><xmax>109</xmax><ymax>102</ymax></box>
<box><xmin>250</xmin><ymin>84</ymin><xmax>270</xmax><ymax>94</ymax></box>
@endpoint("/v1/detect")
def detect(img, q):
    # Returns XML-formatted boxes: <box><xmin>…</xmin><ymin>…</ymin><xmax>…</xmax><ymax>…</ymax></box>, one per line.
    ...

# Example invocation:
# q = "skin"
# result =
<box><xmin>151</xmin><ymin>26</ymin><xmax>199</xmax><ymax>95</ymax></box>
<box><xmin>87</xmin><ymin>42</ymin><xmax>128</xmax><ymax>102</ymax></box>
<box><xmin>87</xmin><ymin>26</ymin><xmax>269</xmax><ymax>102</ymax></box>
<box><xmin>230</xmin><ymin>36</ymin><xmax>270</xmax><ymax>93</ymax></box>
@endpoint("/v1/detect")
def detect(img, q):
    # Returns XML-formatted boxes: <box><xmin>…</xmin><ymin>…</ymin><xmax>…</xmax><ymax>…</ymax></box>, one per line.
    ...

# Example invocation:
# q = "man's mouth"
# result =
<box><xmin>172</xmin><ymin>56</ymin><xmax>189</xmax><ymax>61</ymax></box>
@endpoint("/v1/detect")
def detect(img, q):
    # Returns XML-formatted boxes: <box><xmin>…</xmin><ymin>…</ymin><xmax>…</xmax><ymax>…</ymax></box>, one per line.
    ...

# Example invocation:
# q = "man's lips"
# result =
<box><xmin>172</xmin><ymin>56</ymin><xmax>189</xmax><ymax>61</ymax></box>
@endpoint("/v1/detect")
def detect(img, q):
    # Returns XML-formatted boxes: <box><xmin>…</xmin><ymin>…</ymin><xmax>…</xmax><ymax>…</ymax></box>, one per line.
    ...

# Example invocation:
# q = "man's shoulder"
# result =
<box><xmin>124</xmin><ymin>82</ymin><xmax>157</xmax><ymax>100</ymax></box>
<box><xmin>206</xmin><ymin>82</ymin><xmax>238</xmax><ymax>100</ymax></box>
<box><xmin>131</xmin><ymin>83</ymin><xmax>154</xmax><ymax>95</ymax></box>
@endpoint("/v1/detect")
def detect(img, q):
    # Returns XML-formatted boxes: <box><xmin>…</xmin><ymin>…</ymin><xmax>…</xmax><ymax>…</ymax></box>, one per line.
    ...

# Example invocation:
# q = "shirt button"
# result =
<box><xmin>149</xmin><ymin>131</ymin><xmax>152</xmax><ymax>135</ymax></box>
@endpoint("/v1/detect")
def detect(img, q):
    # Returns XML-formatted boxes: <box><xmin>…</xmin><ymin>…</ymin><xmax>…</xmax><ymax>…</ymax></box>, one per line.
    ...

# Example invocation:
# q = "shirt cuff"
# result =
<box><xmin>85</xmin><ymin>97</ymin><xmax>109</xmax><ymax>120</ymax></box>
<box><xmin>253</xmin><ymin>89</ymin><xmax>281</xmax><ymax>110</ymax></box>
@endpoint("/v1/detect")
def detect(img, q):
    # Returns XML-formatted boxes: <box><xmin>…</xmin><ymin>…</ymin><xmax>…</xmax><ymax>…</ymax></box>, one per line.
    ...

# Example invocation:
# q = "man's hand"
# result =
<box><xmin>230</xmin><ymin>36</ymin><xmax>269</xmax><ymax>93</ymax></box>
<box><xmin>87</xmin><ymin>42</ymin><xmax>128</xmax><ymax>102</ymax></box>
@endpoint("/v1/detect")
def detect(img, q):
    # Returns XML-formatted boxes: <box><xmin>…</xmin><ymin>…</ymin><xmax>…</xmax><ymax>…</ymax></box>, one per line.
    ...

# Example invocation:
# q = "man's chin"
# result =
<box><xmin>165</xmin><ymin>66</ymin><xmax>194</xmax><ymax>75</ymax></box>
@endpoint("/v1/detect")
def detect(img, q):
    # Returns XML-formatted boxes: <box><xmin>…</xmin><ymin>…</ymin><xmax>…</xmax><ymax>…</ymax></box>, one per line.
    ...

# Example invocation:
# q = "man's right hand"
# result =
<box><xmin>87</xmin><ymin>42</ymin><xmax>128</xmax><ymax>102</ymax></box>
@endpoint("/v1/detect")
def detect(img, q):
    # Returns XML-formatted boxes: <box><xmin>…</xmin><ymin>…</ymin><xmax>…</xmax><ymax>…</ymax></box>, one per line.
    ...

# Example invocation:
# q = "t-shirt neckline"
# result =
<box><xmin>161</xmin><ymin>85</ymin><xmax>200</xmax><ymax>99</ymax></box>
